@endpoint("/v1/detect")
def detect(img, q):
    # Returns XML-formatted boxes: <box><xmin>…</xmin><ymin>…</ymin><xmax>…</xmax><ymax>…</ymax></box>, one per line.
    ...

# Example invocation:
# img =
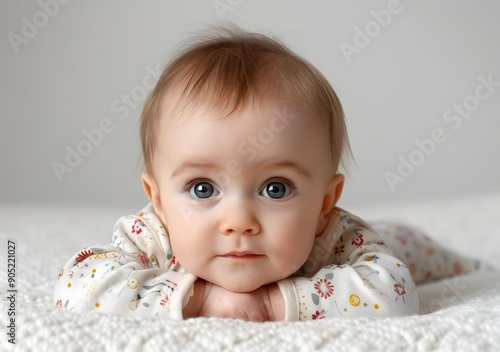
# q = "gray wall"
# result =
<box><xmin>1</xmin><ymin>0</ymin><xmax>499</xmax><ymax>208</ymax></box>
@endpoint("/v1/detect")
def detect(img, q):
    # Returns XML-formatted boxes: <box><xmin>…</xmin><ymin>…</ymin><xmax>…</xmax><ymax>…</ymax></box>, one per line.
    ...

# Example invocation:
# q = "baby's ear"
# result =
<box><xmin>315</xmin><ymin>174</ymin><xmax>344</xmax><ymax>235</ymax></box>
<box><xmin>142</xmin><ymin>173</ymin><xmax>167</xmax><ymax>225</ymax></box>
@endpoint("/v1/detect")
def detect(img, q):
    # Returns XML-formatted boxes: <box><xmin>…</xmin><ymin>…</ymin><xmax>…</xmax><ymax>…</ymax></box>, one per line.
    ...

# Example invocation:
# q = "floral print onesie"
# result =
<box><xmin>53</xmin><ymin>204</ymin><xmax>479</xmax><ymax>320</ymax></box>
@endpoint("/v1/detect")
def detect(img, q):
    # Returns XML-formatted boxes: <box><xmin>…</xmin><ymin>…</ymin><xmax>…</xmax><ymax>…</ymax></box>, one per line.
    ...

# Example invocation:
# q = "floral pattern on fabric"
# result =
<box><xmin>53</xmin><ymin>204</ymin><xmax>192</xmax><ymax>317</ymax></box>
<box><xmin>287</xmin><ymin>209</ymin><xmax>479</xmax><ymax>320</ymax></box>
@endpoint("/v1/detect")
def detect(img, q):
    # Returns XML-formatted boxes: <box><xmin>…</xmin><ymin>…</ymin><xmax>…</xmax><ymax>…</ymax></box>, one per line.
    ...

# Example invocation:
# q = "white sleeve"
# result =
<box><xmin>276</xmin><ymin>210</ymin><xmax>419</xmax><ymax>320</ymax></box>
<box><xmin>53</xmin><ymin>205</ymin><xmax>197</xmax><ymax>318</ymax></box>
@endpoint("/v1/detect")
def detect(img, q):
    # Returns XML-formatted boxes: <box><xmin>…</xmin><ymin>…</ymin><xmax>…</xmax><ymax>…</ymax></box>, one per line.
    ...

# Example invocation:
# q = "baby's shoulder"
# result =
<box><xmin>113</xmin><ymin>203</ymin><xmax>165</xmax><ymax>235</ymax></box>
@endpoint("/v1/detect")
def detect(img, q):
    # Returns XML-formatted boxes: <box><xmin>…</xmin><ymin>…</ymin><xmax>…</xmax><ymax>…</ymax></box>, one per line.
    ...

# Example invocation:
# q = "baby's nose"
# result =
<box><xmin>222</xmin><ymin>227</ymin><xmax>259</xmax><ymax>236</ymax></box>
<box><xmin>218</xmin><ymin>199</ymin><xmax>261</xmax><ymax>236</ymax></box>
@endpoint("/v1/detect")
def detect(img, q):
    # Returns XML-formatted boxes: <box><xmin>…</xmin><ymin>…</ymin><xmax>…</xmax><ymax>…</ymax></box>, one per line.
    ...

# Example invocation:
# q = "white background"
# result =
<box><xmin>1</xmin><ymin>0</ymin><xmax>499</xmax><ymax>209</ymax></box>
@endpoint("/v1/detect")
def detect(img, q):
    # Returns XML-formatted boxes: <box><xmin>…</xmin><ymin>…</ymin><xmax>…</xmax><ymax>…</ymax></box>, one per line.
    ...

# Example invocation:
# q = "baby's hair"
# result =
<box><xmin>141</xmin><ymin>25</ymin><xmax>352</xmax><ymax>177</ymax></box>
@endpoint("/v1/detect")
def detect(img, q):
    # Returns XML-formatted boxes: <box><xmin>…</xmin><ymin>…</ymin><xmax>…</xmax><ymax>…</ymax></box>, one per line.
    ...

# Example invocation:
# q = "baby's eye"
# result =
<box><xmin>189</xmin><ymin>182</ymin><xmax>220</xmax><ymax>199</ymax></box>
<box><xmin>260</xmin><ymin>181</ymin><xmax>292</xmax><ymax>199</ymax></box>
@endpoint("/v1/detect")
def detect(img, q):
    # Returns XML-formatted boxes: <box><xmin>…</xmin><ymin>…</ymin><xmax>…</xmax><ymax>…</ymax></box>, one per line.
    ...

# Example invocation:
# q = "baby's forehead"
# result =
<box><xmin>156</xmin><ymin>103</ymin><xmax>331</xmax><ymax>177</ymax></box>
<box><xmin>153</xmin><ymin>84</ymin><xmax>331</xmax><ymax>153</ymax></box>
<box><xmin>159</xmin><ymin>100</ymin><xmax>326</xmax><ymax>153</ymax></box>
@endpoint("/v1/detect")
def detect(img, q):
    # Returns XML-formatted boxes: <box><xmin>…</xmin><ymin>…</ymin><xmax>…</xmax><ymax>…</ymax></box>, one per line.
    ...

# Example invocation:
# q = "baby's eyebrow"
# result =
<box><xmin>263</xmin><ymin>161</ymin><xmax>312</xmax><ymax>178</ymax></box>
<box><xmin>170</xmin><ymin>162</ymin><xmax>218</xmax><ymax>178</ymax></box>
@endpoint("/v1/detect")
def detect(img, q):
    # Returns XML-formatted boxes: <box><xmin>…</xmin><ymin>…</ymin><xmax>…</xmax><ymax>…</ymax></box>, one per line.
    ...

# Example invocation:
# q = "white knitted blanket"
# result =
<box><xmin>1</xmin><ymin>194</ymin><xmax>499</xmax><ymax>352</ymax></box>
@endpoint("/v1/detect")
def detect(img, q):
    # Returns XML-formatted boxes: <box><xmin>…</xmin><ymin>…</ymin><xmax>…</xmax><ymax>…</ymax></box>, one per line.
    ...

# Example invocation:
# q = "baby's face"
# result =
<box><xmin>146</xmin><ymin>99</ymin><xmax>342</xmax><ymax>292</ymax></box>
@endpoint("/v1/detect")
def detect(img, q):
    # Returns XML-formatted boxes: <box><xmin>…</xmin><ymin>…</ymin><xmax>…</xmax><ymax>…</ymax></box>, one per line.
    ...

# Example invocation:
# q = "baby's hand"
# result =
<box><xmin>197</xmin><ymin>281</ymin><xmax>285</xmax><ymax>322</ymax></box>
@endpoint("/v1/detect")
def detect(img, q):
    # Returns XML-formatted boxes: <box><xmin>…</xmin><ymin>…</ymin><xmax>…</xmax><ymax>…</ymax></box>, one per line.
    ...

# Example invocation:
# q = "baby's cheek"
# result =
<box><xmin>169</xmin><ymin>236</ymin><xmax>197</xmax><ymax>268</ymax></box>
<box><xmin>274</xmin><ymin>244</ymin><xmax>311</xmax><ymax>278</ymax></box>
<box><xmin>172</xmin><ymin>250</ymin><xmax>205</xmax><ymax>278</ymax></box>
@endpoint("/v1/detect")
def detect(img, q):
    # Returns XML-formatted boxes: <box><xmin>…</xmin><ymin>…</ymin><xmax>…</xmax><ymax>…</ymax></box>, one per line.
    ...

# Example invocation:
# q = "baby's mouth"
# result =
<box><xmin>220</xmin><ymin>251</ymin><xmax>263</xmax><ymax>259</ymax></box>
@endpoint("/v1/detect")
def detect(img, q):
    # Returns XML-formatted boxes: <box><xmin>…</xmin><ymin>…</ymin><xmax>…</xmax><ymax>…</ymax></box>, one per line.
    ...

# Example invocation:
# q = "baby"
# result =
<box><xmin>53</xmin><ymin>27</ymin><xmax>480</xmax><ymax>321</ymax></box>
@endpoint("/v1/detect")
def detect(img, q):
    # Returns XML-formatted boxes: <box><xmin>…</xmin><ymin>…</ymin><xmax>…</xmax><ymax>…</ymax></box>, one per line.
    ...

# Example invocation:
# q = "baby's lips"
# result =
<box><xmin>220</xmin><ymin>251</ymin><xmax>263</xmax><ymax>259</ymax></box>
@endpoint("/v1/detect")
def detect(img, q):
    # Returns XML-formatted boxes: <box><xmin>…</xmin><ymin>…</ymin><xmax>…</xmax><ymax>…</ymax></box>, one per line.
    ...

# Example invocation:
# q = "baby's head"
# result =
<box><xmin>140</xmin><ymin>27</ymin><xmax>351</xmax><ymax>292</ymax></box>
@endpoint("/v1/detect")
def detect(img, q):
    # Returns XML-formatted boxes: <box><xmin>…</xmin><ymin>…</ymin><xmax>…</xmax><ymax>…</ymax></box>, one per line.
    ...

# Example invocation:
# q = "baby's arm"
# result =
<box><xmin>53</xmin><ymin>211</ymin><xmax>198</xmax><ymax>318</ymax></box>
<box><xmin>276</xmin><ymin>214</ymin><xmax>419</xmax><ymax>320</ymax></box>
